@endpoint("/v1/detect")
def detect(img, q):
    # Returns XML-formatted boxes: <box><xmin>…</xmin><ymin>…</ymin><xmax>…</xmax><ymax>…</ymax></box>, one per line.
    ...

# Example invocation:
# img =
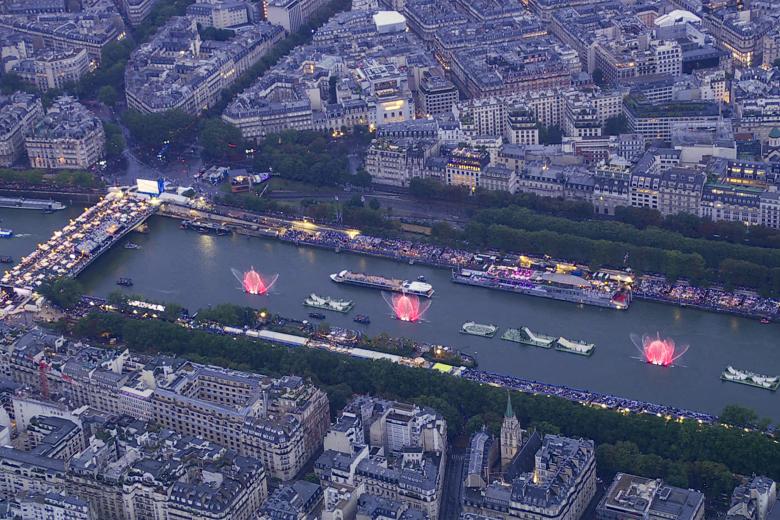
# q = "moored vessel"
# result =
<box><xmin>0</xmin><ymin>256</ymin><xmax>12</xmax><ymax>264</ymax></box>
<box><xmin>180</xmin><ymin>219</ymin><xmax>230</xmax><ymax>236</ymax></box>
<box><xmin>353</xmin><ymin>314</ymin><xmax>371</xmax><ymax>324</ymax></box>
<box><xmin>330</xmin><ymin>270</ymin><xmax>434</xmax><ymax>297</ymax></box>
<box><xmin>501</xmin><ymin>327</ymin><xmax>555</xmax><ymax>348</ymax></box>
<box><xmin>117</xmin><ymin>277</ymin><xmax>133</xmax><ymax>287</ymax></box>
<box><xmin>308</xmin><ymin>312</ymin><xmax>326</xmax><ymax>320</ymax></box>
<box><xmin>461</xmin><ymin>322</ymin><xmax>497</xmax><ymax>338</ymax></box>
<box><xmin>721</xmin><ymin>366</ymin><xmax>779</xmax><ymax>391</ymax></box>
<box><xmin>303</xmin><ymin>293</ymin><xmax>354</xmax><ymax>313</ymax></box>
<box><xmin>452</xmin><ymin>266</ymin><xmax>630</xmax><ymax>310</ymax></box>
<box><xmin>554</xmin><ymin>337</ymin><xmax>595</xmax><ymax>356</ymax></box>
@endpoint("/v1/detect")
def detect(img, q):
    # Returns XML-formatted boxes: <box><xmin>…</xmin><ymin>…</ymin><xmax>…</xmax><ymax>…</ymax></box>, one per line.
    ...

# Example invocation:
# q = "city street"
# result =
<box><xmin>440</xmin><ymin>451</ymin><xmax>465</xmax><ymax>519</ymax></box>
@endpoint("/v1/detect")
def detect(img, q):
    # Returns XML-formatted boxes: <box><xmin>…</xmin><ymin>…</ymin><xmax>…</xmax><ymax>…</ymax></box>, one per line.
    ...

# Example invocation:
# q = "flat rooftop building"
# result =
<box><xmin>596</xmin><ymin>473</ymin><xmax>705</xmax><ymax>520</ymax></box>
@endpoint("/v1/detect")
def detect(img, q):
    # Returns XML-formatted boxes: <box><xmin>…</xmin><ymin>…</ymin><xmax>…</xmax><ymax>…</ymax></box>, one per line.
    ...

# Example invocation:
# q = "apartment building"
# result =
<box><xmin>25</xmin><ymin>96</ymin><xmax>105</xmax><ymax>170</ymax></box>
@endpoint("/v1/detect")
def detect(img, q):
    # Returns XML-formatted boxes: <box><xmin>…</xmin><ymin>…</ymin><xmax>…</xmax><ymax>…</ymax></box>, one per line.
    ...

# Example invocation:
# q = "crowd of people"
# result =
<box><xmin>280</xmin><ymin>228</ymin><xmax>475</xmax><ymax>268</ymax></box>
<box><xmin>277</xmin><ymin>226</ymin><xmax>779</xmax><ymax>321</ymax></box>
<box><xmin>635</xmin><ymin>277</ymin><xmax>779</xmax><ymax>319</ymax></box>
<box><xmin>462</xmin><ymin>369</ymin><xmax>717</xmax><ymax>424</ymax></box>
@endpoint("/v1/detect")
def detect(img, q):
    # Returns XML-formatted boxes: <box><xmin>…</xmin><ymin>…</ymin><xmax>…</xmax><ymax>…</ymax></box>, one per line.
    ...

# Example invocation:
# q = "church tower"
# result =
<box><xmin>500</xmin><ymin>392</ymin><xmax>522</xmax><ymax>471</ymax></box>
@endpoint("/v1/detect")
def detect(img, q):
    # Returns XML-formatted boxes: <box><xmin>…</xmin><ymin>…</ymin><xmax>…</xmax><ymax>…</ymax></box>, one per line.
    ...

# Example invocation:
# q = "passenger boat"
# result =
<box><xmin>308</xmin><ymin>312</ymin><xmax>326</xmax><ymax>320</ymax></box>
<box><xmin>180</xmin><ymin>219</ymin><xmax>230</xmax><ymax>236</ymax></box>
<box><xmin>353</xmin><ymin>314</ymin><xmax>371</xmax><ymax>324</ymax></box>
<box><xmin>0</xmin><ymin>229</ymin><xmax>13</xmax><ymax>239</ymax></box>
<box><xmin>452</xmin><ymin>266</ymin><xmax>631</xmax><ymax>310</ymax></box>
<box><xmin>461</xmin><ymin>322</ymin><xmax>498</xmax><ymax>338</ymax></box>
<box><xmin>721</xmin><ymin>366</ymin><xmax>779</xmax><ymax>391</ymax></box>
<box><xmin>501</xmin><ymin>327</ymin><xmax>555</xmax><ymax>348</ymax></box>
<box><xmin>116</xmin><ymin>277</ymin><xmax>134</xmax><ymax>287</ymax></box>
<box><xmin>303</xmin><ymin>293</ymin><xmax>354</xmax><ymax>313</ymax></box>
<box><xmin>330</xmin><ymin>270</ymin><xmax>434</xmax><ymax>297</ymax></box>
<box><xmin>554</xmin><ymin>337</ymin><xmax>595</xmax><ymax>356</ymax></box>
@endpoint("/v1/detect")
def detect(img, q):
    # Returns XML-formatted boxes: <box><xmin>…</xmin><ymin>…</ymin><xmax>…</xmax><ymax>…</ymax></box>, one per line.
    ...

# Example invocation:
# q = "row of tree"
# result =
<box><xmin>0</xmin><ymin>169</ymin><xmax>102</xmax><ymax>189</ymax></box>
<box><xmin>69</xmin><ymin>312</ymin><xmax>780</xmax><ymax>504</ymax></box>
<box><xmin>474</xmin><ymin>206</ymin><xmax>780</xmax><ymax>272</ymax></box>
<box><xmin>409</xmin><ymin>180</ymin><xmax>780</xmax><ymax>250</ymax></box>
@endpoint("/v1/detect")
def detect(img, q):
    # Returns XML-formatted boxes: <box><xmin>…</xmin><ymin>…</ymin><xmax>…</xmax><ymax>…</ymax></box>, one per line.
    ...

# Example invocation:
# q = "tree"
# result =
<box><xmin>97</xmin><ymin>85</ymin><xmax>118</xmax><ymax>107</ymax></box>
<box><xmin>774</xmin><ymin>58</ymin><xmax>780</xmax><ymax>68</ymax></box>
<box><xmin>39</xmin><ymin>278</ymin><xmax>83</xmax><ymax>309</ymax></box>
<box><xmin>200</xmin><ymin>118</ymin><xmax>244</xmax><ymax>161</ymax></box>
<box><xmin>603</xmin><ymin>114</ymin><xmax>629</xmax><ymax>136</ymax></box>
<box><xmin>368</xmin><ymin>198</ymin><xmax>380</xmax><ymax>210</ymax></box>
<box><xmin>103</xmin><ymin>123</ymin><xmax>126</xmax><ymax>161</ymax></box>
<box><xmin>122</xmin><ymin>109</ymin><xmax>197</xmax><ymax>150</ymax></box>
<box><xmin>720</xmin><ymin>405</ymin><xmax>760</xmax><ymax>428</ymax></box>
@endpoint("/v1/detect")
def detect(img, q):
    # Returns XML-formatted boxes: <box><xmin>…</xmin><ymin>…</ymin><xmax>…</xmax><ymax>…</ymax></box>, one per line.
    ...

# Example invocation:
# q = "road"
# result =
<box><xmin>440</xmin><ymin>451</ymin><xmax>465</xmax><ymax>520</ymax></box>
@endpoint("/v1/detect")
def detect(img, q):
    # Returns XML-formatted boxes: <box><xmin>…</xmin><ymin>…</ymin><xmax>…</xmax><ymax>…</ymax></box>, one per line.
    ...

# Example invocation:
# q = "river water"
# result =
<box><xmin>3</xmin><ymin>208</ymin><xmax>780</xmax><ymax>421</ymax></box>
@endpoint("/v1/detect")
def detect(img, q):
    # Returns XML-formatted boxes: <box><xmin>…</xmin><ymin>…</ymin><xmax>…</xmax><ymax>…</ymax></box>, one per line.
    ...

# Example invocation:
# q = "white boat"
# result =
<box><xmin>461</xmin><ymin>322</ymin><xmax>498</xmax><ymax>338</ymax></box>
<box><xmin>721</xmin><ymin>366</ymin><xmax>779</xmax><ymax>391</ymax></box>
<box><xmin>303</xmin><ymin>293</ymin><xmax>354</xmax><ymax>313</ymax></box>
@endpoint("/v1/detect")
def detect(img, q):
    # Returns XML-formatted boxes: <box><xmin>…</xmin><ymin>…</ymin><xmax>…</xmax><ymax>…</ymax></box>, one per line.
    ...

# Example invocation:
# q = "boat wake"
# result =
<box><xmin>13</xmin><ymin>233</ymin><xmax>31</xmax><ymax>238</ymax></box>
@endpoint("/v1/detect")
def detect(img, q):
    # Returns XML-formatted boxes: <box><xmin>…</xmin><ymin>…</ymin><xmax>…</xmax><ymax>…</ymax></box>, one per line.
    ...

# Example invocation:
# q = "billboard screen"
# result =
<box><xmin>137</xmin><ymin>178</ymin><xmax>163</xmax><ymax>196</ymax></box>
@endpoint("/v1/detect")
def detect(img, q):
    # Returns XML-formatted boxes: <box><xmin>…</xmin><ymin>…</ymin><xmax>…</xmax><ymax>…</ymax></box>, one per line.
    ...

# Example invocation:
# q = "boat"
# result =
<box><xmin>308</xmin><ymin>312</ymin><xmax>326</xmax><ymax>320</ymax></box>
<box><xmin>501</xmin><ymin>327</ymin><xmax>555</xmax><ymax>348</ymax></box>
<box><xmin>124</xmin><ymin>242</ymin><xmax>142</xmax><ymax>250</ymax></box>
<box><xmin>721</xmin><ymin>366</ymin><xmax>779</xmax><ymax>391</ymax></box>
<box><xmin>303</xmin><ymin>293</ymin><xmax>354</xmax><ymax>313</ymax></box>
<box><xmin>330</xmin><ymin>270</ymin><xmax>434</xmax><ymax>297</ymax></box>
<box><xmin>353</xmin><ymin>314</ymin><xmax>371</xmax><ymax>324</ymax></box>
<box><xmin>452</xmin><ymin>267</ymin><xmax>630</xmax><ymax>310</ymax></box>
<box><xmin>0</xmin><ymin>196</ymin><xmax>65</xmax><ymax>211</ymax></box>
<box><xmin>116</xmin><ymin>277</ymin><xmax>134</xmax><ymax>287</ymax></box>
<box><xmin>461</xmin><ymin>322</ymin><xmax>498</xmax><ymax>338</ymax></box>
<box><xmin>0</xmin><ymin>256</ymin><xmax>13</xmax><ymax>264</ymax></box>
<box><xmin>180</xmin><ymin>219</ymin><xmax>230</xmax><ymax>236</ymax></box>
<box><xmin>554</xmin><ymin>337</ymin><xmax>595</xmax><ymax>356</ymax></box>
<box><xmin>0</xmin><ymin>229</ymin><xmax>13</xmax><ymax>239</ymax></box>
<box><xmin>417</xmin><ymin>275</ymin><xmax>426</xmax><ymax>282</ymax></box>
<box><xmin>761</xmin><ymin>317</ymin><xmax>771</xmax><ymax>324</ymax></box>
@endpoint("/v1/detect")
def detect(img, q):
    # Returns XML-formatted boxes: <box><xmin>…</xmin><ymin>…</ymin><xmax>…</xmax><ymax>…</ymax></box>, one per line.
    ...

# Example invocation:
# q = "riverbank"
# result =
<box><xmin>158</xmin><ymin>203</ymin><xmax>780</xmax><ymax>323</ymax></box>
<box><xmin>75</xmin><ymin>295</ymin><xmax>720</xmax><ymax>426</ymax></box>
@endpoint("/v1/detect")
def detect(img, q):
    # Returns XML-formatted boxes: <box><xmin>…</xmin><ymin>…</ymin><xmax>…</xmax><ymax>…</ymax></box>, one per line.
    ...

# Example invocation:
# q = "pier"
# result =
<box><xmin>1</xmin><ymin>189</ymin><xmax>154</xmax><ymax>293</ymax></box>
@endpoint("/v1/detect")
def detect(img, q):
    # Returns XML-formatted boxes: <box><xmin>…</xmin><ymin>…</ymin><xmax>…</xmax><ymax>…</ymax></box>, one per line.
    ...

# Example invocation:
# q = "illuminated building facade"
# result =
<box><xmin>463</xmin><ymin>435</ymin><xmax>596</xmax><ymax>520</ymax></box>
<box><xmin>24</xmin><ymin>96</ymin><xmax>105</xmax><ymax>170</ymax></box>
<box><xmin>446</xmin><ymin>147</ymin><xmax>490</xmax><ymax>190</ymax></box>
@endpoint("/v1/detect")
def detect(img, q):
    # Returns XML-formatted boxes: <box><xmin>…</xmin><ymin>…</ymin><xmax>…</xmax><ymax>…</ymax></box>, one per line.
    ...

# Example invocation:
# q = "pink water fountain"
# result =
<box><xmin>231</xmin><ymin>267</ymin><xmax>278</xmax><ymax>295</ymax></box>
<box><xmin>631</xmin><ymin>333</ymin><xmax>690</xmax><ymax>367</ymax></box>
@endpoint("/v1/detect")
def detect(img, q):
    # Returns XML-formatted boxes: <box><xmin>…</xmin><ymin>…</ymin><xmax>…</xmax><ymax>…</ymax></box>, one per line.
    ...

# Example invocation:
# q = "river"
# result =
<box><xmin>3</xmin><ymin>208</ymin><xmax>780</xmax><ymax>421</ymax></box>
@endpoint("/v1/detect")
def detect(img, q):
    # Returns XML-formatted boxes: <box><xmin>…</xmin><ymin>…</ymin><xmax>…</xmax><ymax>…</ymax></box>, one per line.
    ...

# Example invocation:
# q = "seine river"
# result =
<box><xmin>3</xmin><ymin>208</ymin><xmax>780</xmax><ymax>421</ymax></box>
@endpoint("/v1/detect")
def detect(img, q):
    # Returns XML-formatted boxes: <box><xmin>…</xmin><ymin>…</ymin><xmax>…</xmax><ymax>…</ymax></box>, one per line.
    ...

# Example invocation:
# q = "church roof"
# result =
<box><xmin>505</xmin><ymin>392</ymin><xmax>515</xmax><ymax>419</ymax></box>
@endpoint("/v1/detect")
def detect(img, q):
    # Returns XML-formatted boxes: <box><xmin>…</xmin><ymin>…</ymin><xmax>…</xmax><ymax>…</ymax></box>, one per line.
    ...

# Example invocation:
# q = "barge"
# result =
<box><xmin>461</xmin><ymin>322</ymin><xmax>498</xmax><ymax>338</ymax></box>
<box><xmin>304</xmin><ymin>293</ymin><xmax>354</xmax><ymax>313</ymax></box>
<box><xmin>721</xmin><ymin>366</ymin><xmax>779</xmax><ymax>391</ymax></box>
<box><xmin>330</xmin><ymin>270</ymin><xmax>434</xmax><ymax>297</ymax></box>
<box><xmin>501</xmin><ymin>327</ymin><xmax>555</xmax><ymax>348</ymax></box>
